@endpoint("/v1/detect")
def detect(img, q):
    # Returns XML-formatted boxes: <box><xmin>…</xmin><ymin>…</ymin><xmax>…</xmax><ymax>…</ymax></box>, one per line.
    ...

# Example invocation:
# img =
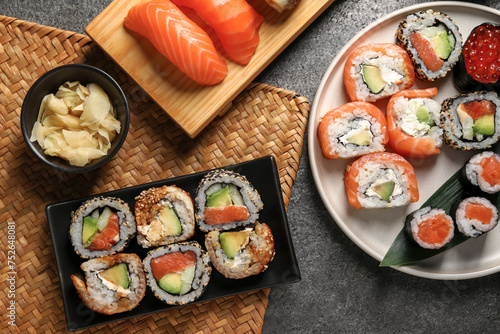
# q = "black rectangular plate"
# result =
<box><xmin>46</xmin><ymin>156</ymin><xmax>301</xmax><ymax>331</ymax></box>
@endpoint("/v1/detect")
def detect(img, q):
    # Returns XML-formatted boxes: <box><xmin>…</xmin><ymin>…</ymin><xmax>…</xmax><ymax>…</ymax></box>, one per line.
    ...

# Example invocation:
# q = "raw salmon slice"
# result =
<box><xmin>417</xmin><ymin>213</ymin><xmax>454</xmax><ymax>244</ymax></box>
<box><xmin>172</xmin><ymin>0</ymin><xmax>264</xmax><ymax>65</ymax></box>
<box><xmin>87</xmin><ymin>213</ymin><xmax>119</xmax><ymax>251</ymax></box>
<box><xmin>462</xmin><ymin>100</ymin><xmax>496</xmax><ymax>119</ymax></box>
<box><xmin>479</xmin><ymin>155</ymin><xmax>500</xmax><ymax>186</ymax></box>
<box><xmin>465</xmin><ymin>202</ymin><xmax>494</xmax><ymax>224</ymax></box>
<box><xmin>124</xmin><ymin>0</ymin><xmax>228</xmax><ymax>85</ymax></box>
<box><xmin>409</xmin><ymin>32</ymin><xmax>444</xmax><ymax>72</ymax></box>
<box><xmin>204</xmin><ymin>205</ymin><xmax>250</xmax><ymax>225</ymax></box>
<box><xmin>151</xmin><ymin>251</ymin><xmax>197</xmax><ymax>280</ymax></box>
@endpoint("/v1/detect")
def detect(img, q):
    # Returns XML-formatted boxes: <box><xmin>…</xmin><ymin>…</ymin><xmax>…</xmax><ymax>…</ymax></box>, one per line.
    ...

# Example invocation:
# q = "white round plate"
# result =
<box><xmin>309</xmin><ymin>2</ymin><xmax>500</xmax><ymax>280</ymax></box>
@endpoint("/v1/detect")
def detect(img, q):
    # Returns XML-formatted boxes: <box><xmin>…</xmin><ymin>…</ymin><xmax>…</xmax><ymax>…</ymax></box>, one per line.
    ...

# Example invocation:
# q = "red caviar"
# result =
<box><xmin>463</xmin><ymin>23</ymin><xmax>500</xmax><ymax>84</ymax></box>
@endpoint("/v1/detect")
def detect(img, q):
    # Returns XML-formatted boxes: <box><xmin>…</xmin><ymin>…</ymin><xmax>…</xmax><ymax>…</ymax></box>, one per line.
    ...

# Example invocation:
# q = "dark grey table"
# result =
<box><xmin>3</xmin><ymin>0</ymin><xmax>499</xmax><ymax>332</ymax></box>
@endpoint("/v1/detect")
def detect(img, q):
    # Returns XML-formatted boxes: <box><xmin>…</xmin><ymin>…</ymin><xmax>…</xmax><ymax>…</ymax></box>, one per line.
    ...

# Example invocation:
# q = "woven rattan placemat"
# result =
<box><xmin>0</xmin><ymin>16</ymin><xmax>309</xmax><ymax>333</ymax></box>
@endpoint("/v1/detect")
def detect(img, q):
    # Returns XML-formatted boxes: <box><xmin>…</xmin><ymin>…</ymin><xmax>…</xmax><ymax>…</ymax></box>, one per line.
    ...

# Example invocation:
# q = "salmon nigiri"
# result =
<box><xmin>124</xmin><ymin>0</ymin><xmax>228</xmax><ymax>85</ymax></box>
<box><xmin>172</xmin><ymin>0</ymin><xmax>264</xmax><ymax>65</ymax></box>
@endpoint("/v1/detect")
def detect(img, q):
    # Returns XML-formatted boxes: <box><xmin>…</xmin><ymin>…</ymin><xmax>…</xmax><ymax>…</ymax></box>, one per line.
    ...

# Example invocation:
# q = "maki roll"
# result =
<box><xmin>195</xmin><ymin>169</ymin><xmax>263</xmax><ymax>232</ymax></box>
<box><xmin>135</xmin><ymin>185</ymin><xmax>195</xmax><ymax>248</ymax></box>
<box><xmin>455</xmin><ymin>197</ymin><xmax>499</xmax><ymax>238</ymax></box>
<box><xmin>404</xmin><ymin>206</ymin><xmax>454</xmax><ymax>249</ymax></box>
<box><xmin>70</xmin><ymin>253</ymin><xmax>146</xmax><ymax>315</ymax></box>
<box><xmin>454</xmin><ymin>23</ymin><xmax>500</xmax><ymax>92</ymax></box>
<box><xmin>317</xmin><ymin>101</ymin><xmax>388</xmax><ymax>159</ymax></box>
<box><xmin>143</xmin><ymin>241</ymin><xmax>211</xmax><ymax>305</ymax></box>
<box><xmin>440</xmin><ymin>91</ymin><xmax>500</xmax><ymax>150</ymax></box>
<box><xmin>344</xmin><ymin>152</ymin><xmax>419</xmax><ymax>209</ymax></box>
<box><xmin>205</xmin><ymin>222</ymin><xmax>275</xmax><ymax>279</ymax></box>
<box><xmin>70</xmin><ymin>197</ymin><xmax>136</xmax><ymax>259</ymax></box>
<box><xmin>386</xmin><ymin>87</ymin><xmax>443</xmax><ymax>158</ymax></box>
<box><xmin>461</xmin><ymin>151</ymin><xmax>500</xmax><ymax>194</ymax></box>
<box><xmin>343</xmin><ymin>43</ymin><xmax>415</xmax><ymax>102</ymax></box>
<box><xmin>396</xmin><ymin>9</ymin><xmax>462</xmax><ymax>81</ymax></box>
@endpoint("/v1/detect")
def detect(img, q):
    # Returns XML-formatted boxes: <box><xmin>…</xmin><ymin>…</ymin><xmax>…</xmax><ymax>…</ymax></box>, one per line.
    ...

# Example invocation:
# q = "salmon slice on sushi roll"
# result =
<box><xmin>404</xmin><ymin>207</ymin><xmax>454</xmax><ymax>250</ymax></box>
<box><xmin>343</xmin><ymin>43</ymin><xmax>415</xmax><ymax>102</ymax></box>
<box><xmin>143</xmin><ymin>241</ymin><xmax>211</xmax><ymax>305</ymax></box>
<box><xmin>195</xmin><ymin>169</ymin><xmax>263</xmax><ymax>232</ymax></box>
<box><xmin>317</xmin><ymin>102</ymin><xmax>388</xmax><ymax>159</ymax></box>
<box><xmin>386</xmin><ymin>87</ymin><xmax>443</xmax><ymax>159</ymax></box>
<box><xmin>344</xmin><ymin>152</ymin><xmax>419</xmax><ymax>209</ymax></box>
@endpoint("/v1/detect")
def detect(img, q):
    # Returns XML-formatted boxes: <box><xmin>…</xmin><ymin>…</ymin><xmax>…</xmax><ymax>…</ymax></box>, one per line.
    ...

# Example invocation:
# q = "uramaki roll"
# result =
<box><xmin>71</xmin><ymin>253</ymin><xmax>146</xmax><ymax>315</ymax></box>
<box><xmin>205</xmin><ymin>222</ymin><xmax>275</xmax><ymax>279</ymax></box>
<box><xmin>70</xmin><ymin>196</ymin><xmax>136</xmax><ymax>259</ymax></box>
<box><xmin>195</xmin><ymin>169</ymin><xmax>263</xmax><ymax>232</ymax></box>
<box><xmin>135</xmin><ymin>185</ymin><xmax>195</xmax><ymax>248</ymax></box>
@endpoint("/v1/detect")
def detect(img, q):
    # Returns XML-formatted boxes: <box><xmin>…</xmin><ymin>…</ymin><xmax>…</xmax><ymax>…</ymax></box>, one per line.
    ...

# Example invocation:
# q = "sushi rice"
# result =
<box><xmin>455</xmin><ymin>197</ymin><xmax>499</xmax><ymax>238</ymax></box>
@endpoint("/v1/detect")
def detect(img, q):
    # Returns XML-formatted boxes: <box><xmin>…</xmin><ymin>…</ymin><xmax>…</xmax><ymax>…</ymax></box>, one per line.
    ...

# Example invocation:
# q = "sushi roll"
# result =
<box><xmin>461</xmin><ymin>151</ymin><xmax>500</xmax><ymax>194</ymax></box>
<box><xmin>143</xmin><ymin>241</ymin><xmax>211</xmax><ymax>305</ymax></box>
<box><xmin>70</xmin><ymin>253</ymin><xmax>146</xmax><ymax>315</ymax></box>
<box><xmin>343</xmin><ymin>43</ymin><xmax>415</xmax><ymax>102</ymax></box>
<box><xmin>344</xmin><ymin>152</ymin><xmax>419</xmax><ymax>209</ymax></box>
<box><xmin>317</xmin><ymin>102</ymin><xmax>388</xmax><ymax>159</ymax></box>
<box><xmin>205</xmin><ymin>222</ymin><xmax>275</xmax><ymax>279</ymax></box>
<box><xmin>454</xmin><ymin>23</ymin><xmax>500</xmax><ymax>92</ymax></box>
<box><xmin>396</xmin><ymin>9</ymin><xmax>462</xmax><ymax>81</ymax></box>
<box><xmin>70</xmin><ymin>197</ymin><xmax>136</xmax><ymax>259</ymax></box>
<box><xmin>134</xmin><ymin>185</ymin><xmax>195</xmax><ymax>248</ymax></box>
<box><xmin>404</xmin><ymin>206</ymin><xmax>454</xmax><ymax>249</ymax></box>
<box><xmin>454</xmin><ymin>197</ymin><xmax>499</xmax><ymax>238</ymax></box>
<box><xmin>195</xmin><ymin>169</ymin><xmax>263</xmax><ymax>232</ymax></box>
<box><xmin>440</xmin><ymin>91</ymin><xmax>500</xmax><ymax>150</ymax></box>
<box><xmin>386</xmin><ymin>87</ymin><xmax>443</xmax><ymax>158</ymax></box>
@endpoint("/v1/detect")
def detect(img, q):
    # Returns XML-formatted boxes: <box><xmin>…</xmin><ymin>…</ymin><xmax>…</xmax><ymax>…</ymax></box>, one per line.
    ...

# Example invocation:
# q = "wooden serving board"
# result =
<box><xmin>85</xmin><ymin>0</ymin><xmax>334</xmax><ymax>138</ymax></box>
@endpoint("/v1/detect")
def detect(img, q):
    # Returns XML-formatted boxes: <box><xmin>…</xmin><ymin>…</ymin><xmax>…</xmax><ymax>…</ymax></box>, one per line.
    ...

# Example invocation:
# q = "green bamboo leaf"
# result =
<box><xmin>380</xmin><ymin>143</ymin><xmax>500</xmax><ymax>267</ymax></box>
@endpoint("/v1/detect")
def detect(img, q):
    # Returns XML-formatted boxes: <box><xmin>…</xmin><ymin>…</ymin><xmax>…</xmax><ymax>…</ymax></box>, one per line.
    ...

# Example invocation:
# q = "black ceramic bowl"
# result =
<box><xmin>21</xmin><ymin>64</ymin><xmax>129</xmax><ymax>173</ymax></box>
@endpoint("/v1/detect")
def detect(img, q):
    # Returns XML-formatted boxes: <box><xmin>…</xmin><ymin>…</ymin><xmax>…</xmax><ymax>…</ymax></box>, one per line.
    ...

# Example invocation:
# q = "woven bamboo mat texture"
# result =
<box><xmin>0</xmin><ymin>15</ymin><xmax>309</xmax><ymax>334</ymax></box>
